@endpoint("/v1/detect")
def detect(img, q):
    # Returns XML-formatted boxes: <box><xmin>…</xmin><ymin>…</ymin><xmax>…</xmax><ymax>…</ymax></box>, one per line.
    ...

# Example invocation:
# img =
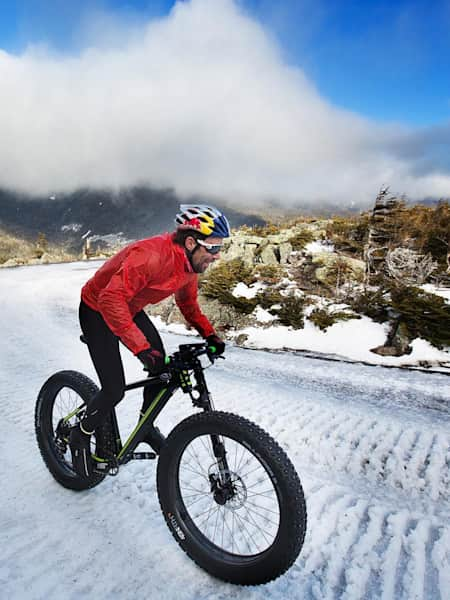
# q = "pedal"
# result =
<box><xmin>93</xmin><ymin>456</ymin><xmax>119</xmax><ymax>476</ymax></box>
<box><xmin>132</xmin><ymin>452</ymin><xmax>157</xmax><ymax>460</ymax></box>
<box><xmin>94</xmin><ymin>462</ymin><xmax>110</xmax><ymax>473</ymax></box>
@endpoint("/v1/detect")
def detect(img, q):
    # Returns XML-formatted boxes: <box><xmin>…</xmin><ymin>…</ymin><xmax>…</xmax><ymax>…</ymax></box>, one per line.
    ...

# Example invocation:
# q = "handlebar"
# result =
<box><xmin>165</xmin><ymin>342</ymin><xmax>222</xmax><ymax>371</ymax></box>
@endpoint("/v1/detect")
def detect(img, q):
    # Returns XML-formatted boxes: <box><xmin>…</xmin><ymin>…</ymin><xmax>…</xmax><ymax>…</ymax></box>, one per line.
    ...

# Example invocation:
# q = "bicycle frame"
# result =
<box><xmin>107</xmin><ymin>374</ymin><xmax>178</xmax><ymax>464</ymax></box>
<box><xmin>85</xmin><ymin>343</ymin><xmax>228</xmax><ymax>475</ymax></box>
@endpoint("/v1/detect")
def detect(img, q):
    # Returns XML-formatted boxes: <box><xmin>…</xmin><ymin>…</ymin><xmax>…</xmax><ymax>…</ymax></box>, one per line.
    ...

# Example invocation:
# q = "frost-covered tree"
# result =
<box><xmin>386</xmin><ymin>247</ymin><xmax>437</xmax><ymax>285</ymax></box>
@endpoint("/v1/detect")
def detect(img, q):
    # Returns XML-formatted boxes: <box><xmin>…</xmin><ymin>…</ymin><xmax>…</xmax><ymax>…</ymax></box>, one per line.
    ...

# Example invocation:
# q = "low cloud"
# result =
<box><xmin>1</xmin><ymin>0</ymin><xmax>449</xmax><ymax>208</ymax></box>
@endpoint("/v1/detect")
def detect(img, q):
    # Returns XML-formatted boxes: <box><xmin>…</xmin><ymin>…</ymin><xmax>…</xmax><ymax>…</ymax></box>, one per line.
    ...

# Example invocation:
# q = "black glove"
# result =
<box><xmin>206</xmin><ymin>334</ymin><xmax>225</xmax><ymax>356</ymax></box>
<box><xmin>137</xmin><ymin>348</ymin><xmax>165</xmax><ymax>374</ymax></box>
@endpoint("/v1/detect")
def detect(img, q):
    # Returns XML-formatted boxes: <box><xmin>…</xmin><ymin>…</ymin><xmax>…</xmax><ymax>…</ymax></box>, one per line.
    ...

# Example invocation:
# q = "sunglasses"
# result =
<box><xmin>197</xmin><ymin>239</ymin><xmax>223</xmax><ymax>255</ymax></box>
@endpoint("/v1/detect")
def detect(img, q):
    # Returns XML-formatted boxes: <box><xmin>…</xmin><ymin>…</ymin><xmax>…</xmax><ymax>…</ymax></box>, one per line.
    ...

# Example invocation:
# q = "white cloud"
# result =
<box><xmin>1</xmin><ymin>0</ymin><xmax>449</xmax><ymax>207</ymax></box>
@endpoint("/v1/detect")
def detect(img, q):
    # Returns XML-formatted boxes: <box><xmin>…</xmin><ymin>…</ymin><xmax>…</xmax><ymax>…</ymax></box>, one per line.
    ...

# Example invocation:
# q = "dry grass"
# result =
<box><xmin>0</xmin><ymin>230</ymin><xmax>36</xmax><ymax>264</ymax></box>
<box><xmin>0</xmin><ymin>230</ymin><xmax>77</xmax><ymax>265</ymax></box>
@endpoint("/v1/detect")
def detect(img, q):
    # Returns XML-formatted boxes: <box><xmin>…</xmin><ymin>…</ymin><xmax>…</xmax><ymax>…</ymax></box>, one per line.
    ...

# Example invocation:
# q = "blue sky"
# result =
<box><xmin>1</xmin><ymin>0</ymin><xmax>449</xmax><ymax>126</ymax></box>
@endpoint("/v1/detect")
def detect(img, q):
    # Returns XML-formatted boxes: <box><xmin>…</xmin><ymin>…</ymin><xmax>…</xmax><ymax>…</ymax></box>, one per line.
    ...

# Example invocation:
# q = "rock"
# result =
<box><xmin>370</xmin><ymin>345</ymin><xmax>405</xmax><ymax>357</ymax></box>
<box><xmin>222</xmin><ymin>241</ymin><xmax>257</xmax><ymax>266</ymax></box>
<box><xmin>146</xmin><ymin>294</ymin><xmax>257</xmax><ymax>334</ymax></box>
<box><xmin>234</xmin><ymin>334</ymin><xmax>249</xmax><ymax>346</ymax></box>
<box><xmin>279</xmin><ymin>242</ymin><xmax>293</xmax><ymax>264</ymax></box>
<box><xmin>370</xmin><ymin>320</ymin><xmax>412</xmax><ymax>356</ymax></box>
<box><xmin>312</xmin><ymin>252</ymin><xmax>365</xmax><ymax>284</ymax></box>
<box><xmin>259</xmin><ymin>244</ymin><xmax>279</xmax><ymax>265</ymax></box>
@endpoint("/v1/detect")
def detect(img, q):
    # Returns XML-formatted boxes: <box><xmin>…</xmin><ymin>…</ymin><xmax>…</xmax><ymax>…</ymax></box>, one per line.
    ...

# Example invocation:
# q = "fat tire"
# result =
<box><xmin>35</xmin><ymin>370</ymin><xmax>110</xmax><ymax>491</ymax></box>
<box><xmin>157</xmin><ymin>411</ymin><xmax>307</xmax><ymax>585</ymax></box>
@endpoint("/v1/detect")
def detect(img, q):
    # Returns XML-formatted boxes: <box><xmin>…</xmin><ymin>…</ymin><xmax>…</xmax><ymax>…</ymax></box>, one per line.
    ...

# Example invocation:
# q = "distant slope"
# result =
<box><xmin>0</xmin><ymin>186</ymin><xmax>265</xmax><ymax>251</ymax></box>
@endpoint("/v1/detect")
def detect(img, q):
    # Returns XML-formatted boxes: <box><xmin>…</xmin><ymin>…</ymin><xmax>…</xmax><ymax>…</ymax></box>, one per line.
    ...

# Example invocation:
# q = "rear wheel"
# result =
<box><xmin>35</xmin><ymin>370</ymin><xmax>112</xmax><ymax>491</ymax></box>
<box><xmin>157</xmin><ymin>411</ymin><xmax>307</xmax><ymax>585</ymax></box>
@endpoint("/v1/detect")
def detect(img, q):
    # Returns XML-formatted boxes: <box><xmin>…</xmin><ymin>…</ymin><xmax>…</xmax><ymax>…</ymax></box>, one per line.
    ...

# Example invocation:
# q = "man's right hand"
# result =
<box><xmin>137</xmin><ymin>348</ymin><xmax>165</xmax><ymax>375</ymax></box>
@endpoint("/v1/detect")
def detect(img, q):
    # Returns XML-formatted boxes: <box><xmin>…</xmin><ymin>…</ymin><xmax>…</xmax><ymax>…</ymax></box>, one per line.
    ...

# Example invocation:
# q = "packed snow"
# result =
<box><xmin>0</xmin><ymin>261</ymin><xmax>449</xmax><ymax>599</ymax></box>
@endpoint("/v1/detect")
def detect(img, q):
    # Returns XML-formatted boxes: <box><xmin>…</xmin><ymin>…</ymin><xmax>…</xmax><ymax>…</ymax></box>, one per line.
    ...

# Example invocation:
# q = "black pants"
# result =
<box><xmin>79</xmin><ymin>300</ymin><xmax>165</xmax><ymax>430</ymax></box>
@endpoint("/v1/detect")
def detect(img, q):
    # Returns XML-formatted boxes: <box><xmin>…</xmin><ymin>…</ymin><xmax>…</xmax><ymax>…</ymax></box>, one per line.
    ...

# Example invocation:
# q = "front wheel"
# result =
<box><xmin>157</xmin><ymin>411</ymin><xmax>307</xmax><ymax>585</ymax></box>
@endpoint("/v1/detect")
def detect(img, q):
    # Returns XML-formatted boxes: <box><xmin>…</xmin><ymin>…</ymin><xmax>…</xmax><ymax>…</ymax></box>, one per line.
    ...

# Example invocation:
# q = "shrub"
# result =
<box><xmin>201</xmin><ymin>259</ymin><xmax>256</xmax><ymax>314</ymax></box>
<box><xmin>248</xmin><ymin>223</ymin><xmax>280</xmax><ymax>236</ymax></box>
<box><xmin>288</xmin><ymin>229</ymin><xmax>314</xmax><ymax>250</ymax></box>
<box><xmin>319</xmin><ymin>256</ymin><xmax>364</xmax><ymax>290</ymax></box>
<box><xmin>397</xmin><ymin>201</ymin><xmax>449</xmax><ymax>268</ymax></box>
<box><xmin>256</xmin><ymin>288</ymin><xmax>284</xmax><ymax>310</ymax></box>
<box><xmin>389</xmin><ymin>286</ymin><xmax>450</xmax><ymax>349</ymax></box>
<box><xmin>326</xmin><ymin>214</ymin><xmax>370</xmax><ymax>256</ymax></box>
<box><xmin>348</xmin><ymin>287</ymin><xmax>391</xmax><ymax>323</ymax></box>
<box><xmin>253</xmin><ymin>264</ymin><xmax>284</xmax><ymax>284</ymax></box>
<box><xmin>270</xmin><ymin>295</ymin><xmax>305</xmax><ymax>329</ymax></box>
<box><xmin>0</xmin><ymin>232</ymin><xmax>34</xmax><ymax>264</ymax></box>
<box><xmin>309</xmin><ymin>307</ymin><xmax>360</xmax><ymax>331</ymax></box>
<box><xmin>0</xmin><ymin>237</ymin><xmax>20</xmax><ymax>263</ymax></box>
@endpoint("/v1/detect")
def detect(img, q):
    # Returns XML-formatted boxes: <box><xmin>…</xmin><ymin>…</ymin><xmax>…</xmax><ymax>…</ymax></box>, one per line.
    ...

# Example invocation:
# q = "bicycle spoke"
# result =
<box><xmin>179</xmin><ymin>462</ymin><xmax>209</xmax><ymax>481</ymax></box>
<box><xmin>245</xmin><ymin>481</ymin><xmax>276</xmax><ymax>492</ymax></box>
<box><xmin>239</xmin><ymin>461</ymin><xmax>267</xmax><ymax>480</ymax></box>
<box><xmin>184</xmin><ymin>444</ymin><xmax>207</xmax><ymax>474</ymax></box>
<box><xmin>184</xmin><ymin>494</ymin><xmax>209</xmax><ymax>509</ymax></box>
<box><xmin>212</xmin><ymin>504</ymin><xmax>221</xmax><ymax>544</ymax></box>
<box><xmin>234</xmin><ymin>509</ymin><xmax>274</xmax><ymax>546</ymax></box>
<box><xmin>234</xmin><ymin>442</ymin><xmax>249</xmax><ymax>474</ymax></box>
<box><xmin>241</xmin><ymin>503</ymin><xmax>279</xmax><ymax>528</ymax></box>
<box><xmin>232</xmin><ymin>510</ymin><xmax>259</xmax><ymax>554</ymax></box>
<box><xmin>198</xmin><ymin>435</ymin><xmax>215</xmax><ymax>462</ymax></box>
<box><xmin>196</xmin><ymin>502</ymin><xmax>219</xmax><ymax>531</ymax></box>
<box><xmin>244</xmin><ymin>498</ymin><xmax>280</xmax><ymax>516</ymax></box>
<box><xmin>178</xmin><ymin>433</ymin><xmax>281</xmax><ymax>556</ymax></box>
<box><xmin>179</xmin><ymin>483</ymin><xmax>208</xmax><ymax>496</ymax></box>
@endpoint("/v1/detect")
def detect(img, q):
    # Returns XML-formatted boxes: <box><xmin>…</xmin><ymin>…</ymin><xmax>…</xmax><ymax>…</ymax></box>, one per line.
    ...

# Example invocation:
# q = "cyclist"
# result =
<box><xmin>70</xmin><ymin>204</ymin><xmax>230</xmax><ymax>478</ymax></box>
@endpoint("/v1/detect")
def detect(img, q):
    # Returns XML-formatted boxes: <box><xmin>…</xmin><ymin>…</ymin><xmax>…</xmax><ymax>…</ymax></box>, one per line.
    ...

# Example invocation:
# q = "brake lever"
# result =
<box><xmin>206</xmin><ymin>349</ymin><xmax>225</xmax><ymax>363</ymax></box>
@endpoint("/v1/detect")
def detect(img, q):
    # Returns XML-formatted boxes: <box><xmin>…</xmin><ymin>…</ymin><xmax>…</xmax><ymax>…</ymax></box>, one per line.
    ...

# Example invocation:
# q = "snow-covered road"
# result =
<box><xmin>0</xmin><ymin>262</ymin><xmax>449</xmax><ymax>599</ymax></box>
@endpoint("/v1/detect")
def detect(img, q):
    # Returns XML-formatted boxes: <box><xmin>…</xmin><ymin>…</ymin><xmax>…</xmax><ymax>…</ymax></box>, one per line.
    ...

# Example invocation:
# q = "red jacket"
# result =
<box><xmin>81</xmin><ymin>232</ymin><xmax>215</xmax><ymax>354</ymax></box>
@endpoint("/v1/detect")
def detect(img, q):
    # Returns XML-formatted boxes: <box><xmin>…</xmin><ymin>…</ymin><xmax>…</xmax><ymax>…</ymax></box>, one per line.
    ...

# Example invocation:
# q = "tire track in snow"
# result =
<box><xmin>320</xmin><ymin>498</ymin><xmax>369</xmax><ymax>599</ymax></box>
<box><xmin>341</xmin><ymin>505</ymin><xmax>386</xmax><ymax>600</ymax></box>
<box><xmin>301</xmin><ymin>491</ymin><xmax>356</xmax><ymax>597</ymax></box>
<box><xmin>295</xmin><ymin>482</ymin><xmax>450</xmax><ymax>600</ymax></box>
<box><xmin>220</xmin><ymin>357</ymin><xmax>447</xmax><ymax>509</ymax></box>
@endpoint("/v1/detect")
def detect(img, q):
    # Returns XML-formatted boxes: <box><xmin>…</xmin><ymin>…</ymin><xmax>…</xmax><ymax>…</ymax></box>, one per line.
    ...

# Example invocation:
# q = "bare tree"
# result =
<box><xmin>386</xmin><ymin>247</ymin><xmax>437</xmax><ymax>285</ymax></box>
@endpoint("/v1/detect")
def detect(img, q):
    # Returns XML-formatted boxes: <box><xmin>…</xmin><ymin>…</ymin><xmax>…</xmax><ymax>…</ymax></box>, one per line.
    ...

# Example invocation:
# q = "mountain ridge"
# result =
<box><xmin>0</xmin><ymin>186</ymin><xmax>265</xmax><ymax>251</ymax></box>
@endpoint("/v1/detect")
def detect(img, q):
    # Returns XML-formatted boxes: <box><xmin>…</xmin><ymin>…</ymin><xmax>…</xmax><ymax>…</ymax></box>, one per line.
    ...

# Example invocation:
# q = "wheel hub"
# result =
<box><xmin>209</xmin><ymin>471</ymin><xmax>247</xmax><ymax>510</ymax></box>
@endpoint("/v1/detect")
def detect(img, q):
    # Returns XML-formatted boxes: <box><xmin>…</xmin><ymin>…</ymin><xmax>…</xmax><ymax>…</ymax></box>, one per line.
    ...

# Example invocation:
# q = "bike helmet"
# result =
<box><xmin>175</xmin><ymin>204</ymin><xmax>231</xmax><ymax>238</ymax></box>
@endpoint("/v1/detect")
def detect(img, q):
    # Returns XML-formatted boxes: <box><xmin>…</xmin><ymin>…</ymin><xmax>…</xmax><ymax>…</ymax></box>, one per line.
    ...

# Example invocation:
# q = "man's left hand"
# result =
<box><xmin>206</xmin><ymin>334</ymin><xmax>225</xmax><ymax>355</ymax></box>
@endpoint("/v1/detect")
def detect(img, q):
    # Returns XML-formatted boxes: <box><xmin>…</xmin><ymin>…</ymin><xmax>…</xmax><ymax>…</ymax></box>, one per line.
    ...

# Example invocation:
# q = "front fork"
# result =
<box><xmin>190</xmin><ymin>365</ymin><xmax>232</xmax><ymax>487</ymax></box>
<box><xmin>210</xmin><ymin>433</ymin><xmax>232</xmax><ymax>486</ymax></box>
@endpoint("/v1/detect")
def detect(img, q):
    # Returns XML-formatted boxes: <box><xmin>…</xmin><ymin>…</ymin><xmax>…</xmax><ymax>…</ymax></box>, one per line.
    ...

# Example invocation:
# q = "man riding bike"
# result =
<box><xmin>70</xmin><ymin>204</ymin><xmax>230</xmax><ymax>478</ymax></box>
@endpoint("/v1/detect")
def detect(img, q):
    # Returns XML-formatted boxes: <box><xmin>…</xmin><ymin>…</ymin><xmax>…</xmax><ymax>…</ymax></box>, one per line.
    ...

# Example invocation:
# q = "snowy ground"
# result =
<box><xmin>0</xmin><ymin>261</ymin><xmax>449</xmax><ymax>599</ymax></box>
<box><xmin>228</xmin><ymin>279</ymin><xmax>450</xmax><ymax>371</ymax></box>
